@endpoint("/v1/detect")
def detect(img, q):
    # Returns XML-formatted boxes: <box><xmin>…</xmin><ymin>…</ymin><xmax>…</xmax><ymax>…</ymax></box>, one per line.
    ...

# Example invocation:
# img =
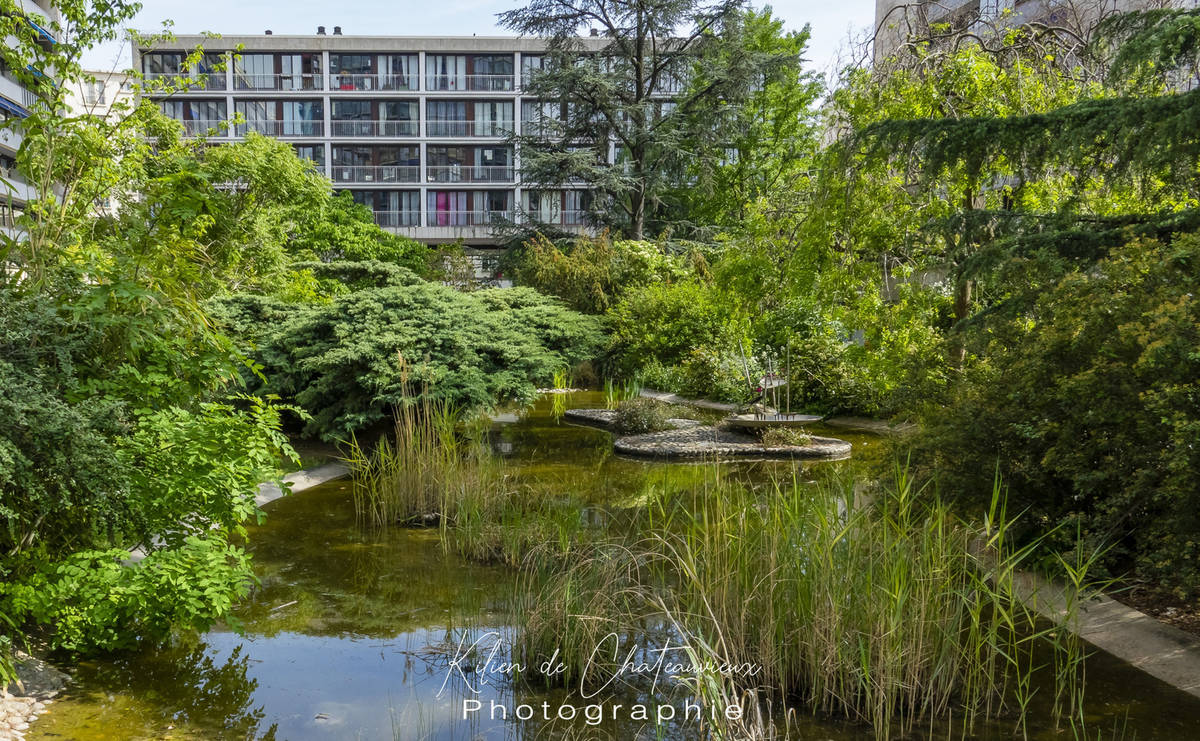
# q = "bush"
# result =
<box><xmin>915</xmin><ymin>235</ymin><xmax>1200</xmax><ymax>595</ymax></box>
<box><xmin>607</xmin><ymin>280</ymin><xmax>744</xmax><ymax>373</ymax></box>
<box><xmin>216</xmin><ymin>285</ymin><xmax>606</xmax><ymax>440</ymax></box>
<box><xmin>511</xmin><ymin>233</ymin><xmax>708</xmax><ymax>314</ymax></box>
<box><xmin>611</xmin><ymin>398</ymin><xmax>674</xmax><ymax>434</ymax></box>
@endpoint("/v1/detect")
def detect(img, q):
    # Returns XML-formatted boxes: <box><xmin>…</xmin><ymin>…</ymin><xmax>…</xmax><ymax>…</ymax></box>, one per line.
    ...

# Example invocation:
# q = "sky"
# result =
<box><xmin>81</xmin><ymin>1</ymin><xmax>878</xmax><ymax>82</ymax></box>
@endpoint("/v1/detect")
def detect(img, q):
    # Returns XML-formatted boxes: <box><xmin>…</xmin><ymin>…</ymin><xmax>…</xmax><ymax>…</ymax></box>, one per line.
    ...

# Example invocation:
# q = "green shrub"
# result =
<box><xmin>217</xmin><ymin>285</ymin><xmax>606</xmax><ymax>440</ymax></box>
<box><xmin>611</xmin><ymin>398</ymin><xmax>674</xmax><ymax>434</ymax></box>
<box><xmin>511</xmin><ymin>233</ymin><xmax>708</xmax><ymax>314</ymax></box>
<box><xmin>915</xmin><ymin>235</ymin><xmax>1200</xmax><ymax>595</ymax></box>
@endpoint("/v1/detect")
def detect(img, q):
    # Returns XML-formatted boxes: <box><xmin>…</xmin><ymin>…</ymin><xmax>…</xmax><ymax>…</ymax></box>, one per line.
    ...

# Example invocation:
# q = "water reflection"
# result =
<box><xmin>30</xmin><ymin>392</ymin><xmax>1200</xmax><ymax>740</ymax></box>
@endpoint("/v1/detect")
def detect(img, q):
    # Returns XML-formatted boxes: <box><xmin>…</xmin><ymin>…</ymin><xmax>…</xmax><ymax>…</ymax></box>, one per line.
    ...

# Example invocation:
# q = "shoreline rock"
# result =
<box><xmin>2</xmin><ymin>651</ymin><xmax>69</xmax><ymax>740</ymax></box>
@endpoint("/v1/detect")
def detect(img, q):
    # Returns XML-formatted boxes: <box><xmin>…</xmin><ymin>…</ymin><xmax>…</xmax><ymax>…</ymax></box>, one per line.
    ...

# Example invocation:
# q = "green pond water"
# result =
<box><xmin>30</xmin><ymin>392</ymin><xmax>1200</xmax><ymax>740</ymax></box>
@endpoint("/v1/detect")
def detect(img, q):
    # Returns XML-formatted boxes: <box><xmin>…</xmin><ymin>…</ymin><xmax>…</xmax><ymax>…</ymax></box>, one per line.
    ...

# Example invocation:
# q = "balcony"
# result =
<box><xmin>142</xmin><ymin>72</ymin><xmax>226</xmax><ymax>91</ymax></box>
<box><xmin>176</xmin><ymin>119</ymin><xmax>230</xmax><ymax>137</ymax></box>
<box><xmin>236</xmin><ymin>120</ymin><xmax>324</xmax><ymax>137</ymax></box>
<box><xmin>426</xmin><ymin>165</ymin><xmax>514</xmax><ymax>184</ymax></box>
<box><xmin>373</xmin><ymin>210</ymin><xmax>422</xmax><ymax>228</ymax></box>
<box><xmin>331</xmin><ymin>165</ymin><xmax>420</xmax><ymax>184</ymax></box>
<box><xmin>426</xmin><ymin>210</ymin><xmax>512</xmax><ymax>227</ymax></box>
<box><xmin>234</xmin><ymin>74</ymin><xmax>322</xmax><ymax>92</ymax></box>
<box><xmin>330</xmin><ymin>120</ymin><xmax>418</xmax><ymax>138</ymax></box>
<box><xmin>524</xmin><ymin>210</ymin><xmax>588</xmax><ymax>226</ymax></box>
<box><xmin>426</xmin><ymin>120</ymin><xmax>514</xmax><ymax>138</ymax></box>
<box><xmin>0</xmin><ymin>126</ymin><xmax>23</xmax><ymax>154</ymax></box>
<box><xmin>331</xmin><ymin>74</ymin><xmax>417</xmax><ymax>92</ymax></box>
<box><xmin>0</xmin><ymin>166</ymin><xmax>37</xmax><ymax>205</ymax></box>
<box><xmin>426</xmin><ymin>74</ymin><xmax>514</xmax><ymax>92</ymax></box>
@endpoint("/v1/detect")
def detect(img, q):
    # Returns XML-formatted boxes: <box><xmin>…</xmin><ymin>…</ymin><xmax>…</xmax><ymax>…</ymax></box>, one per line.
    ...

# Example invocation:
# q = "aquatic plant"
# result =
<box><xmin>506</xmin><ymin>465</ymin><xmax>1101</xmax><ymax>739</ymax></box>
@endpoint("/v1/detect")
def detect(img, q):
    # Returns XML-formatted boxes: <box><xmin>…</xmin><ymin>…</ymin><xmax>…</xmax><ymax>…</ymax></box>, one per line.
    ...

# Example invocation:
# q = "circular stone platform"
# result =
<box><xmin>614</xmin><ymin>425</ymin><xmax>852</xmax><ymax>460</ymax></box>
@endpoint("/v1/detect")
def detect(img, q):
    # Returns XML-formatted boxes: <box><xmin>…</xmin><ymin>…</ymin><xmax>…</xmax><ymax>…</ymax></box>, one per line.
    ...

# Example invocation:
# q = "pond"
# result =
<box><xmin>30</xmin><ymin>393</ymin><xmax>1200</xmax><ymax>740</ymax></box>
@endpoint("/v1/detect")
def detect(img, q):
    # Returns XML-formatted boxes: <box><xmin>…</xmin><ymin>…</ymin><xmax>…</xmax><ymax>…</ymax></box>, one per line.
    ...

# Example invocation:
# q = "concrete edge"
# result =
<box><xmin>255</xmin><ymin>461</ymin><xmax>351</xmax><ymax>508</ymax></box>
<box><xmin>1015</xmin><ymin>571</ymin><xmax>1200</xmax><ymax>699</ymax></box>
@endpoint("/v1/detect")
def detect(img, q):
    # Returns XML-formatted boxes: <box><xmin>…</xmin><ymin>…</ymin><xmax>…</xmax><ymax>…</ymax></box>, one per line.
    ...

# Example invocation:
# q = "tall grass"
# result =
<box><xmin>345</xmin><ymin>395</ymin><xmax>469</xmax><ymax>528</ymax></box>
<box><xmin>347</xmin><ymin>392</ymin><xmax>586</xmax><ymax>566</ymax></box>
<box><xmin>604</xmin><ymin>378</ymin><xmax>642</xmax><ymax>409</ymax></box>
<box><xmin>509</xmin><ymin>466</ymin><xmax>1100</xmax><ymax>740</ymax></box>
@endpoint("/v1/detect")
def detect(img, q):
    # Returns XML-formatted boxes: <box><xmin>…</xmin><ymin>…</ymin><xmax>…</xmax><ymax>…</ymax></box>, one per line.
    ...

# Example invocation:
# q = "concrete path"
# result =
<box><xmin>1016</xmin><ymin>571</ymin><xmax>1200</xmax><ymax>699</ymax></box>
<box><xmin>639</xmin><ymin>388</ymin><xmax>740</xmax><ymax>413</ymax></box>
<box><xmin>255</xmin><ymin>461</ymin><xmax>350</xmax><ymax>507</ymax></box>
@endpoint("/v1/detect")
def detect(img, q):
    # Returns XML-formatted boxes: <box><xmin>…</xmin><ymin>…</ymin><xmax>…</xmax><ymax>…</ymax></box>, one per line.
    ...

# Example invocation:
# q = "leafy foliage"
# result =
<box><xmin>502</xmin><ymin>0</ymin><xmax>806</xmax><ymax>238</ymax></box>
<box><xmin>510</xmin><ymin>232</ymin><xmax>707</xmax><ymax>313</ymax></box>
<box><xmin>216</xmin><ymin>285</ymin><xmax>606</xmax><ymax>441</ymax></box>
<box><xmin>916</xmin><ymin>235</ymin><xmax>1200</xmax><ymax>594</ymax></box>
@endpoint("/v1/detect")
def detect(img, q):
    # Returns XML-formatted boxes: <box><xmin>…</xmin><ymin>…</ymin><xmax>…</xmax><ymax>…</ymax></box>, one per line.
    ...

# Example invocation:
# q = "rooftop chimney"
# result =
<box><xmin>264</xmin><ymin>29</ymin><xmax>273</xmax><ymax>35</ymax></box>
<box><xmin>589</xmin><ymin>28</ymin><xmax>599</xmax><ymax>36</ymax></box>
<box><xmin>317</xmin><ymin>25</ymin><xmax>326</xmax><ymax>35</ymax></box>
<box><xmin>333</xmin><ymin>26</ymin><xmax>343</xmax><ymax>35</ymax></box>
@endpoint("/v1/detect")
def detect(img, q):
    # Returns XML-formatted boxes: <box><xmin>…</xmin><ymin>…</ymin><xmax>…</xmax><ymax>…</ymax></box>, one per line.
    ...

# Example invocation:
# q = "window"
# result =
<box><xmin>234</xmin><ymin>54</ymin><xmax>275</xmax><ymax>90</ymax></box>
<box><xmin>282</xmin><ymin>101</ymin><xmax>323</xmax><ymax>136</ymax></box>
<box><xmin>350</xmin><ymin>190</ymin><xmax>420</xmax><ymax>227</ymax></box>
<box><xmin>522</xmin><ymin>100</ymin><xmax>560</xmax><ymax>135</ymax></box>
<box><xmin>472</xmin><ymin>101</ymin><xmax>513</xmax><ymax>137</ymax></box>
<box><xmin>378</xmin><ymin>54</ymin><xmax>418</xmax><ymax>90</ymax></box>
<box><xmin>427</xmin><ymin>55</ymin><xmax>467</xmax><ymax>90</ymax></box>
<box><xmin>426</xmin><ymin>100</ymin><xmax>467</xmax><ymax>136</ymax></box>
<box><xmin>294</xmin><ymin>144</ymin><xmax>325</xmax><ymax>167</ymax></box>
<box><xmin>142</xmin><ymin>52</ymin><xmax>185</xmax><ymax>76</ymax></box>
<box><xmin>279</xmin><ymin>54</ymin><xmax>322</xmax><ymax>90</ymax></box>
<box><xmin>427</xmin><ymin>191</ymin><xmax>470</xmax><ymax>226</ymax></box>
<box><xmin>332</xmin><ymin>100</ymin><xmax>418</xmax><ymax>136</ymax></box>
<box><xmin>234</xmin><ymin>100</ymin><xmax>323</xmax><ymax>136</ymax></box>
<box><xmin>470</xmin><ymin>55</ymin><xmax>514</xmax><ymax>90</ymax></box>
<box><xmin>521</xmin><ymin>55</ymin><xmax>545</xmax><ymax>87</ymax></box>
<box><xmin>332</xmin><ymin>146</ymin><xmax>418</xmax><ymax>183</ymax></box>
<box><xmin>160</xmin><ymin>100</ymin><xmax>226</xmax><ymax>135</ymax></box>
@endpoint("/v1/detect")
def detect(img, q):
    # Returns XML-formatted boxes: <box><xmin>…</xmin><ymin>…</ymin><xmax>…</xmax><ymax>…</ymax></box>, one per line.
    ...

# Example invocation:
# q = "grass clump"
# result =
<box><xmin>346</xmin><ymin>387</ymin><xmax>586</xmax><ymax>566</ymax></box>
<box><xmin>611</xmin><ymin>397</ymin><xmax>675</xmax><ymax>434</ymax></box>
<box><xmin>757</xmin><ymin>426</ymin><xmax>812</xmax><ymax>447</ymax></box>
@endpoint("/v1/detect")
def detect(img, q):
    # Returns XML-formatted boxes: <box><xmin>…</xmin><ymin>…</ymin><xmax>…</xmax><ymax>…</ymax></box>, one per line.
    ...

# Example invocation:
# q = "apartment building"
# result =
<box><xmin>133</xmin><ymin>31</ymin><xmax>611</xmax><ymax>245</ymax></box>
<box><xmin>873</xmin><ymin>0</ymin><xmax>1200</xmax><ymax>62</ymax></box>
<box><xmin>1</xmin><ymin>0</ymin><xmax>59</xmax><ymax>238</ymax></box>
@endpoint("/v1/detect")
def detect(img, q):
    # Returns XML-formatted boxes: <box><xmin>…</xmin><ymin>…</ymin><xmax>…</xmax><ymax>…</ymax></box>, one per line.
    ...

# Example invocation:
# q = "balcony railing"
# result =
<box><xmin>143</xmin><ymin>72</ymin><xmax>226</xmax><ymax>91</ymax></box>
<box><xmin>425</xmin><ymin>165</ymin><xmax>514</xmax><ymax>184</ymax></box>
<box><xmin>174</xmin><ymin>118</ymin><xmax>229</xmax><ymax>137</ymax></box>
<box><xmin>426</xmin><ymin>120</ymin><xmax>514</xmax><ymax>137</ymax></box>
<box><xmin>426</xmin><ymin>74</ymin><xmax>514</xmax><ymax>92</ymax></box>
<box><xmin>373</xmin><ymin>210</ymin><xmax>421</xmax><ymax>228</ymax></box>
<box><xmin>331</xmin><ymin>74</ymin><xmax>417</xmax><ymax>91</ymax></box>
<box><xmin>426</xmin><ymin>210</ymin><xmax>512</xmax><ymax>227</ymax></box>
<box><xmin>330</xmin><ymin>120</ymin><xmax>419</xmax><ymax>137</ymax></box>
<box><xmin>525</xmin><ymin>210</ymin><xmax>588</xmax><ymax>226</ymax></box>
<box><xmin>331</xmin><ymin>165</ymin><xmax>420</xmax><ymax>184</ymax></box>
<box><xmin>234</xmin><ymin>73</ymin><xmax>322</xmax><ymax>91</ymax></box>
<box><xmin>236</xmin><ymin>120</ymin><xmax>324</xmax><ymax>137</ymax></box>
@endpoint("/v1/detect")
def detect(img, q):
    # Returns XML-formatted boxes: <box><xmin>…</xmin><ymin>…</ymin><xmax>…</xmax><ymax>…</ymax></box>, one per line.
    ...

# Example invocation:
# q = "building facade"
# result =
<box><xmin>133</xmin><ymin>32</ymin><xmax>609</xmax><ymax>245</ymax></box>
<box><xmin>1</xmin><ymin>0</ymin><xmax>59</xmax><ymax>238</ymax></box>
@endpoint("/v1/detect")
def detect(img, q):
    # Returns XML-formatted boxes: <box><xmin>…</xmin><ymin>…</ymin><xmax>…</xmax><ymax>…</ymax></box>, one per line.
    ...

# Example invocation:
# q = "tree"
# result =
<box><xmin>664</xmin><ymin>7</ymin><xmax>823</xmax><ymax>233</ymax></box>
<box><xmin>500</xmin><ymin>0</ymin><xmax>801</xmax><ymax>239</ymax></box>
<box><xmin>0</xmin><ymin>1</ymin><xmax>306</xmax><ymax>655</ymax></box>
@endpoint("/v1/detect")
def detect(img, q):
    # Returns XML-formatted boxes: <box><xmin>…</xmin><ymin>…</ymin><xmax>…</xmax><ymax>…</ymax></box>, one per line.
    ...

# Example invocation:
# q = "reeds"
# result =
<box><xmin>346</xmin><ymin>384</ymin><xmax>585</xmax><ymax>566</ymax></box>
<box><xmin>508</xmin><ymin>465</ymin><xmax>1101</xmax><ymax>740</ymax></box>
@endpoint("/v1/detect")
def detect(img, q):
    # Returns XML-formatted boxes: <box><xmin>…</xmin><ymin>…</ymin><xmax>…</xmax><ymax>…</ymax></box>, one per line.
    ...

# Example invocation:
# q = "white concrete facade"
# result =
<box><xmin>1</xmin><ymin>0</ymin><xmax>60</xmax><ymax>234</ymax></box>
<box><xmin>134</xmin><ymin>33</ymin><xmax>611</xmax><ymax>245</ymax></box>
